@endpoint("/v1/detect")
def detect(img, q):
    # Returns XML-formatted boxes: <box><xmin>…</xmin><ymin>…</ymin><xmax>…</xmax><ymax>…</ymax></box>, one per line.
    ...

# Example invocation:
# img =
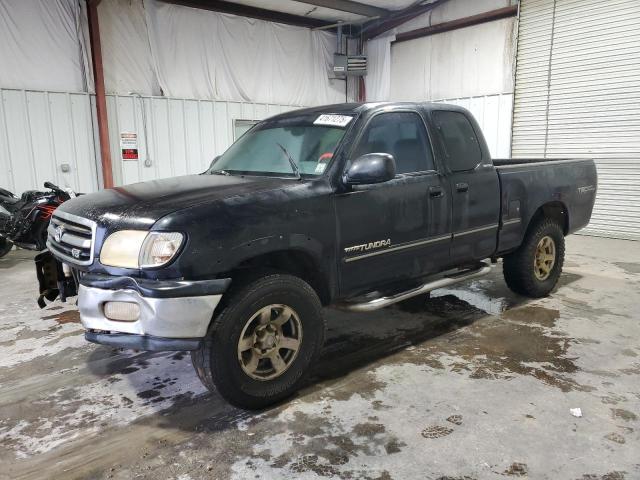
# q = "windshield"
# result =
<box><xmin>207</xmin><ymin>117</ymin><xmax>350</xmax><ymax>177</ymax></box>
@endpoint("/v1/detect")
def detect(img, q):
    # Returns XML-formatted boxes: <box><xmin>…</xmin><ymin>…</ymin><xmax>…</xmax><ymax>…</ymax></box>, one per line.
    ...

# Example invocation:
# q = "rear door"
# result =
<box><xmin>335</xmin><ymin>110</ymin><xmax>451</xmax><ymax>295</ymax></box>
<box><xmin>430</xmin><ymin>110</ymin><xmax>500</xmax><ymax>264</ymax></box>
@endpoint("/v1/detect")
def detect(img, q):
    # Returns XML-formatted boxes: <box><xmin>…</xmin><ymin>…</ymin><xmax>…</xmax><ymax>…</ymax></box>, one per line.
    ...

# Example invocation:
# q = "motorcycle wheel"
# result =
<box><xmin>0</xmin><ymin>237</ymin><xmax>13</xmax><ymax>258</ymax></box>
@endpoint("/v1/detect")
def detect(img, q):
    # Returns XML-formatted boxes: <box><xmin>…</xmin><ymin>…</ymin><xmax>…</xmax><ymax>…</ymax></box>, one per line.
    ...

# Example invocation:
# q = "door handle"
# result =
<box><xmin>429</xmin><ymin>186</ymin><xmax>444</xmax><ymax>198</ymax></box>
<box><xmin>456</xmin><ymin>182</ymin><xmax>469</xmax><ymax>193</ymax></box>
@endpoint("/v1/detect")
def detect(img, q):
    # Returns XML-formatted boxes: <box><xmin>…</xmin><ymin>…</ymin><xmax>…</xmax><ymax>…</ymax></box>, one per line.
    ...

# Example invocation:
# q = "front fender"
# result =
<box><xmin>226</xmin><ymin>233</ymin><xmax>326</xmax><ymax>269</ymax></box>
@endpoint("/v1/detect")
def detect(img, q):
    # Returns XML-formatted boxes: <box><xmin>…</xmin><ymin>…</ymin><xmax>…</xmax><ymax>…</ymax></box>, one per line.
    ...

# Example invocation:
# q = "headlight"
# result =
<box><xmin>100</xmin><ymin>230</ymin><xmax>184</xmax><ymax>269</ymax></box>
<box><xmin>100</xmin><ymin>230</ymin><xmax>147</xmax><ymax>268</ymax></box>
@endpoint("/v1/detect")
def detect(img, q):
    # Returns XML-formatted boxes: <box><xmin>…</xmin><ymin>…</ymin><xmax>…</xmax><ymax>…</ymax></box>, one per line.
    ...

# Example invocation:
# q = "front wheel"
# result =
<box><xmin>191</xmin><ymin>274</ymin><xmax>325</xmax><ymax>409</ymax></box>
<box><xmin>503</xmin><ymin>218</ymin><xmax>565</xmax><ymax>298</ymax></box>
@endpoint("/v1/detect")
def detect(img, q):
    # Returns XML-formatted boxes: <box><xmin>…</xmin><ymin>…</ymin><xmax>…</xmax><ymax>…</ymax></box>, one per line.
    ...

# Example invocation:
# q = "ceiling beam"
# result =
<box><xmin>362</xmin><ymin>0</ymin><xmax>449</xmax><ymax>40</ymax></box>
<box><xmin>159</xmin><ymin>0</ymin><xmax>333</xmax><ymax>29</ymax></box>
<box><xmin>394</xmin><ymin>4</ymin><xmax>518</xmax><ymax>43</ymax></box>
<box><xmin>293</xmin><ymin>0</ymin><xmax>389</xmax><ymax>18</ymax></box>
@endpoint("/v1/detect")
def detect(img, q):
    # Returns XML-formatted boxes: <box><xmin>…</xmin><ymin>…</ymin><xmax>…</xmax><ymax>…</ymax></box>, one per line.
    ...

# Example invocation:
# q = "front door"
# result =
<box><xmin>430</xmin><ymin>110</ymin><xmax>500</xmax><ymax>264</ymax></box>
<box><xmin>335</xmin><ymin>111</ymin><xmax>451</xmax><ymax>296</ymax></box>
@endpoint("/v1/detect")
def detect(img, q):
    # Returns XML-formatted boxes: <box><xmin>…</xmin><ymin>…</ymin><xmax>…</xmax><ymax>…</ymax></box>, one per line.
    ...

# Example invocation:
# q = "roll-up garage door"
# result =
<box><xmin>512</xmin><ymin>0</ymin><xmax>640</xmax><ymax>240</ymax></box>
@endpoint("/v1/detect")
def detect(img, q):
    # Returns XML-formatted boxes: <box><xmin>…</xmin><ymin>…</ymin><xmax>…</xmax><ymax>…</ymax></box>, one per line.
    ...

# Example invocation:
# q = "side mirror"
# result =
<box><xmin>343</xmin><ymin>153</ymin><xmax>396</xmax><ymax>185</ymax></box>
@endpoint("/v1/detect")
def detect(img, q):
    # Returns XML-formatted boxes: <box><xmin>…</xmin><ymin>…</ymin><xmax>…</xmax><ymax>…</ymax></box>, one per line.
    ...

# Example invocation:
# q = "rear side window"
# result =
<box><xmin>354</xmin><ymin>112</ymin><xmax>435</xmax><ymax>174</ymax></box>
<box><xmin>432</xmin><ymin>111</ymin><xmax>482</xmax><ymax>172</ymax></box>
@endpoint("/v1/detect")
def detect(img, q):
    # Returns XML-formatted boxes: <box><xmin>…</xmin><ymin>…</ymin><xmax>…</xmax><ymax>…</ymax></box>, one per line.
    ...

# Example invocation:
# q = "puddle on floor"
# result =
<box><xmin>400</xmin><ymin>299</ymin><xmax>588</xmax><ymax>392</ymax></box>
<box><xmin>614</xmin><ymin>262</ymin><xmax>640</xmax><ymax>275</ymax></box>
<box><xmin>41</xmin><ymin>310</ymin><xmax>81</xmax><ymax>325</ymax></box>
<box><xmin>433</xmin><ymin>282</ymin><xmax>510</xmax><ymax>316</ymax></box>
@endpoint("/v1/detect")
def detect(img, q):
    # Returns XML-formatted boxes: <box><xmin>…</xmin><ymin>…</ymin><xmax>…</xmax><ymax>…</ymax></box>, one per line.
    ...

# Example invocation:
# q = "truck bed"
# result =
<box><xmin>494</xmin><ymin>157</ymin><xmax>597</xmax><ymax>255</ymax></box>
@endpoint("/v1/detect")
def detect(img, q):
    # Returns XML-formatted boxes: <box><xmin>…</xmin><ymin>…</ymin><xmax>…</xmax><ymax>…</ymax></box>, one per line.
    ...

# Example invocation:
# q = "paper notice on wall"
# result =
<box><xmin>120</xmin><ymin>132</ymin><xmax>138</xmax><ymax>160</ymax></box>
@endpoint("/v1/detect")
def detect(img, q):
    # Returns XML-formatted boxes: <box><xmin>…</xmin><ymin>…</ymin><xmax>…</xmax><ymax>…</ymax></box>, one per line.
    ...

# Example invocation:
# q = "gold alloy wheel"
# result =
<box><xmin>237</xmin><ymin>304</ymin><xmax>303</xmax><ymax>381</ymax></box>
<box><xmin>534</xmin><ymin>235</ymin><xmax>556</xmax><ymax>281</ymax></box>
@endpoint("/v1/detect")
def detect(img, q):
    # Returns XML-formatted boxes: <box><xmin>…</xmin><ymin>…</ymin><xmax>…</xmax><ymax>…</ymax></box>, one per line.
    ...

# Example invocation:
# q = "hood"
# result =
<box><xmin>58</xmin><ymin>174</ymin><xmax>297</xmax><ymax>230</ymax></box>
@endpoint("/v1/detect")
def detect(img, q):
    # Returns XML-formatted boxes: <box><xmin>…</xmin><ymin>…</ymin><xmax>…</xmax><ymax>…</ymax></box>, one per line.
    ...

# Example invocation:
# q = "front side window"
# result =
<box><xmin>432</xmin><ymin>110</ymin><xmax>482</xmax><ymax>172</ymax></box>
<box><xmin>354</xmin><ymin>112</ymin><xmax>434</xmax><ymax>174</ymax></box>
<box><xmin>209</xmin><ymin>116</ymin><xmax>350</xmax><ymax>177</ymax></box>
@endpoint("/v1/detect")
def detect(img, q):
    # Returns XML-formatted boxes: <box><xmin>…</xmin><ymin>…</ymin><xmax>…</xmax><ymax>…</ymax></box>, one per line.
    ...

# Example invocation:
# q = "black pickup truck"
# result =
<box><xmin>44</xmin><ymin>102</ymin><xmax>597</xmax><ymax>408</ymax></box>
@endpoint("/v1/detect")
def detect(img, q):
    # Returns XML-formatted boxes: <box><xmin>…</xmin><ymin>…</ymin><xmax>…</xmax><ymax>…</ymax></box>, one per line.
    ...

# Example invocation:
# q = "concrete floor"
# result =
<box><xmin>1</xmin><ymin>235</ymin><xmax>639</xmax><ymax>480</ymax></box>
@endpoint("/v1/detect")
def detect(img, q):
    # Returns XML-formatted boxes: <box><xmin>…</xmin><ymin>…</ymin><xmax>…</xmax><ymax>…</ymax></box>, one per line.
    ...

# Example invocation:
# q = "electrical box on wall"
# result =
<box><xmin>333</xmin><ymin>54</ymin><xmax>367</xmax><ymax>77</ymax></box>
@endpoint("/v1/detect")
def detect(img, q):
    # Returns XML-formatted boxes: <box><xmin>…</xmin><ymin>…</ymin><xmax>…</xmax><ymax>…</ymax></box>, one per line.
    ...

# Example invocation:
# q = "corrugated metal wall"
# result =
<box><xmin>106</xmin><ymin>95</ymin><xmax>302</xmax><ymax>187</ymax></box>
<box><xmin>0</xmin><ymin>88</ymin><xmax>100</xmax><ymax>194</ymax></box>
<box><xmin>0</xmin><ymin>89</ymin><xmax>303</xmax><ymax>194</ymax></box>
<box><xmin>512</xmin><ymin>0</ymin><xmax>640</xmax><ymax>240</ymax></box>
<box><xmin>436</xmin><ymin>93</ymin><xmax>513</xmax><ymax>158</ymax></box>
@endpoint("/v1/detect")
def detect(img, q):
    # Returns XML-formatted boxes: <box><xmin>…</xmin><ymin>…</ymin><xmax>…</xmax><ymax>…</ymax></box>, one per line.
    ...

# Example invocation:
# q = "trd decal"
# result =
<box><xmin>344</xmin><ymin>239</ymin><xmax>391</xmax><ymax>254</ymax></box>
<box><xmin>577</xmin><ymin>185</ymin><xmax>595</xmax><ymax>194</ymax></box>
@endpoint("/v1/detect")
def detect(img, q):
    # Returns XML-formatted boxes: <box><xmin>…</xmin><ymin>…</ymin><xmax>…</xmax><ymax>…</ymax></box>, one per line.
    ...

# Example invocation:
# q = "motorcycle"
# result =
<box><xmin>0</xmin><ymin>182</ymin><xmax>76</xmax><ymax>258</ymax></box>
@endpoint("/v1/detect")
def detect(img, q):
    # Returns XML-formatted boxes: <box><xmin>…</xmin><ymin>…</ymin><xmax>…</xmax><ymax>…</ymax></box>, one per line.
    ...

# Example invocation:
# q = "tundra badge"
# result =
<box><xmin>344</xmin><ymin>239</ymin><xmax>391</xmax><ymax>254</ymax></box>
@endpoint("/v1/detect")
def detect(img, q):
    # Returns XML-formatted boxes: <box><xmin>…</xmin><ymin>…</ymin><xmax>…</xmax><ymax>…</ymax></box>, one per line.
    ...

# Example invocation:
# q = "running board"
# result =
<box><xmin>336</xmin><ymin>262</ymin><xmax>492</xmax><ymax>313</ymax></box>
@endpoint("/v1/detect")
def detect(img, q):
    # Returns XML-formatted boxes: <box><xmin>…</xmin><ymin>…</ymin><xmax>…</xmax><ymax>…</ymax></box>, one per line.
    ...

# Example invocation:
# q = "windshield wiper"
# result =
<box><xmin>276</xmin><ymin>142</ymin><xmax>301</xmax><ymax>180</ymax></box>
<box><xmin>209</xmin><ymin>169</ymin><xmax>232</xmax><ymax>176</ymax></box>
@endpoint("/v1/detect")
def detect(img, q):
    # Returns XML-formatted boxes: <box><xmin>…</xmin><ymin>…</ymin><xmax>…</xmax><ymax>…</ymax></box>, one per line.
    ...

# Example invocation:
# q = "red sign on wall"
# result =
<box><xmin>122</xmin><ymin>149</ymin><xmax>138</xmax><ymax>160</ymax></box>
<box><xmin>120</xmin><ymin>132</ymin><xmax>138</xmax><ymax>161</ymax></box>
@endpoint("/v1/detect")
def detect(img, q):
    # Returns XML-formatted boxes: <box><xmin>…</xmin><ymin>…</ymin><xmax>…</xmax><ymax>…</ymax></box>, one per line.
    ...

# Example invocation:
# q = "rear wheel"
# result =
<box><xmin>503</xmin><ymin>218</ymin><xmax>565</xmax><ymax>298</ymax></box>
<box><xmin>191</xmin><ymin>274</ymin><xmax>325</xmax><ymax>409</ymax></box>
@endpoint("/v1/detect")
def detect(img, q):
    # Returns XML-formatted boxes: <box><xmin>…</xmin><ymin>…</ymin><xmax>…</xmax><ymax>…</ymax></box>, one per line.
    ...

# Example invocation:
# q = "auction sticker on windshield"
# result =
<box><xmin>314</xmin><ymin>114</ymin><xmax>353</xmax><ymax>128</ymax></box>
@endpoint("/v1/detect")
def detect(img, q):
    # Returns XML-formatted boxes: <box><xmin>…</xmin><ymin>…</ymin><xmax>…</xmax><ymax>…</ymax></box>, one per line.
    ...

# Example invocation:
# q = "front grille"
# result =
<box><xmin>47</xmin><ymin>211</ymin><xmax>97</xmax><ymax>266</ymax></box>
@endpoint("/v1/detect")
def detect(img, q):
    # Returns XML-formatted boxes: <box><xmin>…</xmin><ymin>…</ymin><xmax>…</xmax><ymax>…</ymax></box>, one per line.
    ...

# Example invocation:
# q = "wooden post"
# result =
<box><xmin>87</xmin><ymin>0</ymin><xmax>114</xmax><ymax>189</ymax></box>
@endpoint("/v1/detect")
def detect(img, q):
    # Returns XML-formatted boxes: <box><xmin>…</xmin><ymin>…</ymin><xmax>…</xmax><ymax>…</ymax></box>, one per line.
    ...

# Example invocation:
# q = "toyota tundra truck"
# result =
<box><xmin>43</xmin><ymin>102</ymin><xmax>597</xmax><ymax>409</ymax></box>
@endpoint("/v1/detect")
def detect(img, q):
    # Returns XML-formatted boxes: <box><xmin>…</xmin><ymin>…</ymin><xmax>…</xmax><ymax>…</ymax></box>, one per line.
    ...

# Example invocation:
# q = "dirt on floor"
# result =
<box><xmin>0</xmin><ymin>236</ymin><xmax>639</xmax><ymax>480</ymax></box>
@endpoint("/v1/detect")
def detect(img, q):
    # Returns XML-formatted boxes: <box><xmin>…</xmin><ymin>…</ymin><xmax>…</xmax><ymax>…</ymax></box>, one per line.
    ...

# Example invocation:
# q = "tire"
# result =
<box><xmin>191</xmin><ymin>273</ymin><xmax>326</xmax><ymax>409</ymax></box>
<box><xmin>0</xmin><ymin>237</ymin><xmax>13</xmax><ymax>258</ymax></box>
<box><xmin>503</xmin><ymin>218</ymin><xmax>565</xmax><ymax>298</ymax></box>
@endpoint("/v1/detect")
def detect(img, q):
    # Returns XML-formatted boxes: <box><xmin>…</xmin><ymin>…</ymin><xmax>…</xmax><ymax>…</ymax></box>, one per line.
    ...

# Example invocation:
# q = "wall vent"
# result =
<box><xmin>333</xmin><ymin>54</ymin><xmax>367</xmax><ymax>76</ymax></box>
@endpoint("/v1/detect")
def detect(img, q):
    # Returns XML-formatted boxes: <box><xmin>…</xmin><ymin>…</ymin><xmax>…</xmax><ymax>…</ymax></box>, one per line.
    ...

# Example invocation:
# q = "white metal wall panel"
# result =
<box><xmin>512</xmin><ymin>0</ymin><xmax>640</xmax><ymax>240</ymax></box>
<box><xmin>511</xmin><ymin>0</ymin><xmax>555</xmax><ymax>158</ymax></box>
<box><xmin>0</xmin><ymin>90</ymin><xmax>304</xmax><ymax>193</ymax></box>
<box><xmin>106</xmin><ymin>95</ymin><xmax>300</xmax><ymax>186</ymax></box>
<box><xmin>550</xmin><ymin>0</ymin><xmax>640</xmax><ymax>239</ymax></box>
<box><xmin>0</xmin><ymin>88</ymin><xmax>99</xmax><ymax>194</ymax></box>
<box><xmin>436</xmin><ymin>94</ymin><xmax>514</xmax><ymax>158</ymax></box>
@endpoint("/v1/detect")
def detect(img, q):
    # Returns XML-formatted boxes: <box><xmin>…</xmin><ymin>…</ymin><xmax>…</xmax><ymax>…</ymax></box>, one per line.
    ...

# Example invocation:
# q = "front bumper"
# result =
<box><xmin>78</xmin><ymin>274</ymin><xmax>230</xmax><ymax>351</ymax></box>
